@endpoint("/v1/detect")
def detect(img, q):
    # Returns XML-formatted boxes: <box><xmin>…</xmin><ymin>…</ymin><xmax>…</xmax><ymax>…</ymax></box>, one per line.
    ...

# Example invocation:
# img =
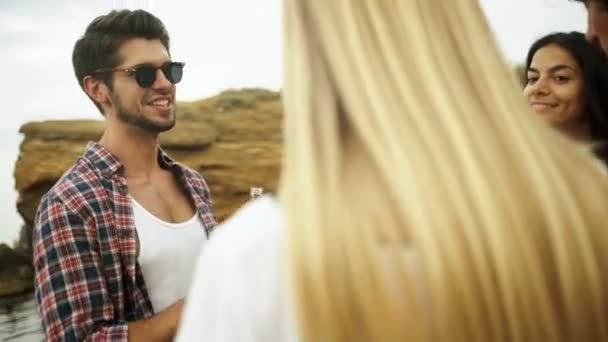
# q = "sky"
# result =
<box><xmin>0</xmin><ymin>0</ymin><xmax>588</xmax><ymax>244</ymax></box>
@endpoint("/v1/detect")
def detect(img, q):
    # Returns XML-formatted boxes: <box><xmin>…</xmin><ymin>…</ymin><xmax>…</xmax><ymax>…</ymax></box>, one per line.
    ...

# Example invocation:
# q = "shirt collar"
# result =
<box><xmin>84</xmin><ymin>141</ymin><xmax>180</xmax><ymax>179</ymax></box>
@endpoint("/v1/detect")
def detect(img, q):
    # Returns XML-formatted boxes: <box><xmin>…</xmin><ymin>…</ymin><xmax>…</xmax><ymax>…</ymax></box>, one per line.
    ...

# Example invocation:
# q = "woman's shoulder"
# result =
<box><xmin>203</xmin><ymin>195</ymin><xmax>285</xmax><ymax>264</ymax></box>
<box><xmin>177</xmin><ymin>196</ymin><xmax>296</xmax><ymax>341</ymax></box>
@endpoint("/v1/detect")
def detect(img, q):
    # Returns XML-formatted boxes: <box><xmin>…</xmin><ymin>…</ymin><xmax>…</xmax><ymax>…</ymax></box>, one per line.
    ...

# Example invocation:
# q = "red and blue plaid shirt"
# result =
<box><xmin>33</xmin><ymin>142</ymin><xmax>217</xmax><ymax>341</ymax></box>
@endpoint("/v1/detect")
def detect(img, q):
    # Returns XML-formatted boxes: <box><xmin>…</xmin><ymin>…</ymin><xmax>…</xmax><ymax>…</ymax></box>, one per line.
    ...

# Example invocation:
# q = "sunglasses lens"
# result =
<box><xmin>164</xmin><ymin>63</ymin><xmax>184</xmax><ymax>84</ymax></box>
<box><xmin>131</xmin><ymin>63</ymin><xmax>184</xmax><ymax>88</ymax></box>
<box><xmin>135</xmin><ymin>66</ymin><xmax>157</xmax><ymax>88</ymax></box>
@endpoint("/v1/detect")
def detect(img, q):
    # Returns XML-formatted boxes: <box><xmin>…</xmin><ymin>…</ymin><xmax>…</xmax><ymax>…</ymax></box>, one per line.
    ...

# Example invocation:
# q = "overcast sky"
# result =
<box><xmin>0</xmin><ymin>0</ymin><xmax>588</xmax><ymax>243</ymax></box>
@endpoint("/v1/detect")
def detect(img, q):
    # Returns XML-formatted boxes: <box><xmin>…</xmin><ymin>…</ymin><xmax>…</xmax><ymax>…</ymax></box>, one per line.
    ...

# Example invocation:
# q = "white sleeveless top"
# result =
<box><xmin>176</xmin><ymin>196</ymin><xmax>299</xmax><ymax>342</ymax></box>
<box><xmin>131</xmin><ymin>196</ymin><xmax>208</xmax><ymax>312</ymax></box>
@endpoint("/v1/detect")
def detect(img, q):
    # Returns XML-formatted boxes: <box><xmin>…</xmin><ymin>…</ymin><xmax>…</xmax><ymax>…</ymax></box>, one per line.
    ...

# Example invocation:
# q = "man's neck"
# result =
<box><xmin>99</xmin><ymin>123</ymin><xmax>161</xmax><ymax>179</ymax></box>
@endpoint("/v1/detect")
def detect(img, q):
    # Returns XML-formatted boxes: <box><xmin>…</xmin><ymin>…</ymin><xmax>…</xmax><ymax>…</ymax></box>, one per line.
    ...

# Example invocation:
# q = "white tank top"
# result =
<box><xmin>131</xmin><ymin>196</ymin><xmax>207</xmax><ymax>312</ymax></box>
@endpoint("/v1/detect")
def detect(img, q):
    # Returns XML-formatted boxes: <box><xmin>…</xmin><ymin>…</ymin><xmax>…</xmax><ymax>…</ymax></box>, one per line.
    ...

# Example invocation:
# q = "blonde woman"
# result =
<box><xmin>176</xmin><ymin>0</ymin><xmax>608</xmax><ymax>341</ymax></box>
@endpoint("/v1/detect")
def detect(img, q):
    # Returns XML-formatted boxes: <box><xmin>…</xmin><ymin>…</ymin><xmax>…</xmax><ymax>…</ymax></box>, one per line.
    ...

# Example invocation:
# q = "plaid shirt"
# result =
<box><xmin>33</xmin><ymin>142</ymin><xmax>217</xmax><ymax>341</ymax></box>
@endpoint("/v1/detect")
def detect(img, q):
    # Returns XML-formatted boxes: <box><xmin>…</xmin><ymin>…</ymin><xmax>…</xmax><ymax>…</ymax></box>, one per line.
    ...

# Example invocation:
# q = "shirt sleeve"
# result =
<box><xmin>33</xmin><ymin>196</ymin><xmax>129</xmax><ymax>341</ymax></box>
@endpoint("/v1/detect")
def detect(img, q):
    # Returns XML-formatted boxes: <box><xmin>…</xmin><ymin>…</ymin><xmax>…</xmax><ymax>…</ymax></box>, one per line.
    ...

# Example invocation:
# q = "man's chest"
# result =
<box><xmin>127</xmin><ymin>173</ymin><xmax>197</xmax><ymax>223</ymax></box>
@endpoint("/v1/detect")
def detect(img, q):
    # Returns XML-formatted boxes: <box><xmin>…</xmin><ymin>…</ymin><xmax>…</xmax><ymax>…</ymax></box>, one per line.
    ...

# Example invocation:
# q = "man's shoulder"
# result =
<box><xmin>174</xmin><ymin>163</ymin><xmax>212</xmax><ymax>195</ymax></box>
<box><xmin>209</xmin><ymin>196</ymin><xmax>283</xmax><ymax>256</ymax></box>
<box><xmin>177</xmin><ymin>163</ymin><xmax>206</xmax><ymax>182</ymax></box>
<box><xmin>158</xmin><ymin>149</ymin><xmax>210</xmax><ymax>192</ymax></box>
<box><xmin>42</xmin><ymin>157</ymin><xmax>106</xmax><ymax>210</ymax></box>
<box><xmin>34</xmin><ymin>157</ymin><xmax>109</xmax><ymax>239</ymax></box>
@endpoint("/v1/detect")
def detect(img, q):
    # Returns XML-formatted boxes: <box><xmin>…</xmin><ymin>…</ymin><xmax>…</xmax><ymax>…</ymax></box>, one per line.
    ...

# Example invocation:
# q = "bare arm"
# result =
<box><xmin>127</xmin><ymin>299</ymin><xmax>184</xmax><ymax>341</ymax></box>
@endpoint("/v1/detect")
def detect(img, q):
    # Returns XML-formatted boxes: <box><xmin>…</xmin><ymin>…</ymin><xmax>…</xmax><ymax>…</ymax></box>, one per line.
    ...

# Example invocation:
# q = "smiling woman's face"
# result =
<box><xmin>523</xmin><ymin>44</ymin><xmax>586</xmax><ymax>128</ymax></box>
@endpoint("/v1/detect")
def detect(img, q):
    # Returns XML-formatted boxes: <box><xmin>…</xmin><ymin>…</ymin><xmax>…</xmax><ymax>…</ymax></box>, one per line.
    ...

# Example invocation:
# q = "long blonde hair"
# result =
<box><xmin>280</xmin><ymin>0</ymin><xmax>608</xmax><ymax>341</ymax></box>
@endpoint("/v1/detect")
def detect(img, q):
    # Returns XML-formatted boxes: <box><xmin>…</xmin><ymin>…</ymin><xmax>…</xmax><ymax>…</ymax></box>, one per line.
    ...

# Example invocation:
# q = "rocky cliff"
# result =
<box><xmin>0</xmin><ymin>244</ymin><xmax>33</xmax><ymax>297</ymax></box>
<box><xmin>13</xmin><ymin>88</ymin><xmax>283</xmax><ymax>260</ymax></box>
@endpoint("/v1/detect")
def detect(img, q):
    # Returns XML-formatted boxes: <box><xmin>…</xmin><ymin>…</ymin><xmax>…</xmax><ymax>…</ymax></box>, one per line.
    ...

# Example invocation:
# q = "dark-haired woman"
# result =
<box><xmin>524</xmin><ymin>31</ymin><xmax>608</xmax><ymax>162</ymax></box>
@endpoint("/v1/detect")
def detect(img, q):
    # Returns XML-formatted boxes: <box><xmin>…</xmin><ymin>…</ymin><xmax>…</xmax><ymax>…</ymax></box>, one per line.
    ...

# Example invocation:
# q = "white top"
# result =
<box><xmin>176</xmin><ymin>196</ymin><xmax>299</xmax><ymax>342</ymax></box>
<box><xmin>131</xmin><ymin>196</ymin><xmax>208</xmax><ymax>313</ymax></box>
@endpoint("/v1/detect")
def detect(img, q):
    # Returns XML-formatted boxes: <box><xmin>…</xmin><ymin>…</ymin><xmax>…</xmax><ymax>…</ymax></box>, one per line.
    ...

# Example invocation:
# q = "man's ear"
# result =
<box><xmin>83</xmin><ymin>75</ymin><xmax>110</xmax><ymax>105</ymax></box>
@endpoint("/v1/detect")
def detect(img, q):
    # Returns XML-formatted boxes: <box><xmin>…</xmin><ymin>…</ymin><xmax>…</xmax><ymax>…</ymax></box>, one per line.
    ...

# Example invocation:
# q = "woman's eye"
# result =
<box><xmin>526</xmin><ymin>76</ymin><xmax>538</xmax><ymax>84</ymax></box>
<box><xmin>553</xmin><ymin>75</ymin><xmax>569</xmax><ymax>83</ymax></box>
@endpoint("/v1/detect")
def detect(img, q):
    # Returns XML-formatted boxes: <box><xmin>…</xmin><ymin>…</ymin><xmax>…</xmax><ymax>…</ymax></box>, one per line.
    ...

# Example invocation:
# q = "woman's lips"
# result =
<box><xmin>531</xmin><ymin>102</ymin><xmax>558</xmax><ymax>112</ymax></box>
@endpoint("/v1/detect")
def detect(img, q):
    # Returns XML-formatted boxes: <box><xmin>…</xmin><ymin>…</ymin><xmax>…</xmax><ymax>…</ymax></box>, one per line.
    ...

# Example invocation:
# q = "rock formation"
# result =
<box><xmin>10</xmin><ymin>88</ymin><xmax>282</xmax><ymax>272</ymax></box>
<box><xmin>0</xmin><ymin>244</ymin><xmax>33</xmax><ymax>297</ymax></box>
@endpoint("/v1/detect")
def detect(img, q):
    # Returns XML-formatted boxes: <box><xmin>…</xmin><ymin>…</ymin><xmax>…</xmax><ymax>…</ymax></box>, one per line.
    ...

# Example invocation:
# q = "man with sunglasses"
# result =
<box><xmin>572</xmin><ymin>0</ymin><xmax>608</xmax><ymax>54</ymax></box>
<box><xmin>32</xmin><ymin>9</ymin><xmax>217</xmax><ymax>341</ymax></box>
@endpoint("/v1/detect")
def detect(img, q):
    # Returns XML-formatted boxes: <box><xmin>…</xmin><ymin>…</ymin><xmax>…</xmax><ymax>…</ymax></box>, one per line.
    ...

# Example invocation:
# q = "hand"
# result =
<box><xmin>128</xmin><ymin>298</ymin><xmax>186</xmax><ymax>342</ymax></box>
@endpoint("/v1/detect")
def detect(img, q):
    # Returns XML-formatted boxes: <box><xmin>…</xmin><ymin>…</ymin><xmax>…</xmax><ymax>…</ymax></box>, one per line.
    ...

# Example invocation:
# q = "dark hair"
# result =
<box><xmin>526</xmin><ymin>31</ymin><xmax>608</xmax><ymax>142</ymax></box>
<box><xmin>72</xmin><ymin>9</ymin><xmax>170</xmax><ymax>114</ymax></box>
<box><xmin>570</xmin><ymin>0</ymin><xmax>608</xmax><ymax>6</ymax></box>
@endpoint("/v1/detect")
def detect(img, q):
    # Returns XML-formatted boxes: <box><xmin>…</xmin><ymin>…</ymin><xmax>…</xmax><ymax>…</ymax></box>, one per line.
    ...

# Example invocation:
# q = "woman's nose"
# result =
<box><xmin>530</xmin><ymin>78</ymin><xmax>551</xmax><ymax>96</ymax></box>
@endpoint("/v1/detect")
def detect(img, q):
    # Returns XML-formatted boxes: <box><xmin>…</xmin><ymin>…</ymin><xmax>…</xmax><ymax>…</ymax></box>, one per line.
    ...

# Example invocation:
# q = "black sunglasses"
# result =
<box><xmin>92</xmin><ymin>61</ymin><xmax>185</xmax><ymax>88</ymax></box>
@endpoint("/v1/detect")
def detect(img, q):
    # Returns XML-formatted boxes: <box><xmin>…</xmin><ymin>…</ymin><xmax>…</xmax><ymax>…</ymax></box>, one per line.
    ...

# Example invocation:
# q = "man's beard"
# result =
<box><xmin>112</xmin><ymin>93</ymin><xmax>176</xmax><ymax>133</ymax></box>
